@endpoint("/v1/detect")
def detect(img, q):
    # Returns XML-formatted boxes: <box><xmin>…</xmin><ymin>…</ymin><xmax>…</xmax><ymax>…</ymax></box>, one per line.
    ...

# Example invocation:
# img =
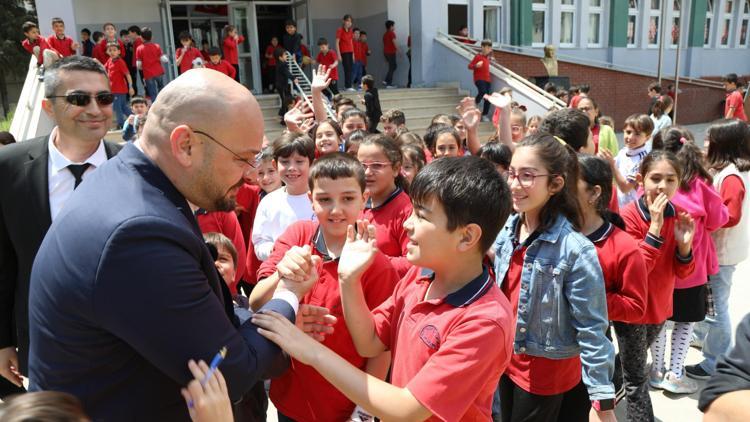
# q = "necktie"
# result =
<box><xmin>67</xmin><ymin>163</ymin><xmax>92</xmax><ymax>189</ymax></box>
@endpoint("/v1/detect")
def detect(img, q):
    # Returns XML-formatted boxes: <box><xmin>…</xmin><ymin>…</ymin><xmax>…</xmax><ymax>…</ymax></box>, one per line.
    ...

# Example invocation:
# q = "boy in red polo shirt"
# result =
<box><xmin>469</xmin><ymin>39</ymin><xmax>494</xmax><ymax>119</ymax></box>
<box><xmin>250</xmin><ymin>153</ymin><xmax>399</xmax><ymax>422</ymax></box>
<box><xmin>723</xmin><ymin>73</ymin><xmax>747</xmax><ymax>121</ymax></box>
<box><xmin>136</xmin><ymin>27</ymin><xmax>167</xmax><ymax>101</ymax></box>
<box><xmin>315</xmin><ymin>37</ymin><xmax>339</xmax><ymax>95</ymax></box>
<box><xmin>97</xmin><ymin>23</ymin><xmax>126</xmax><ymax>61</ymax></box>
<box><xmin>359</xmin><ymin>30</ymin><xmax>371</xmax><ymax>76</ymax></box>
<box><xmin>21</xmin><ymin>21</ymin><xmax>61</xmax><ymax>81</ymax></box>
<box><xmin>205</xmin><ymin>47</ymin><xmax>236</xmax><ymax>79</ymax></box>
<box><xmin>252</xmin><ymin>155</ymin><xmax>515</xmax><ymax>421</ymax></box>
<box><xmin>264</xmin><ymin>36</ymin><xmax>279</xmax><ymax>92</ymax></box>
<box><xmin>47</xmin><ymin>17</ymin><xmax>78</xmax><ymax>57</ymax></box>
<box><xmin>104</xmin><ymin>42</ymin><xmax>134</xmax><ymax>128</ymax></box>
<box><xmin>383</xmin><ymin>20</ymin><xmax>398</xmax><ymax>88</ymax></box>
<box><xmin>175</xmin><ymin>31</ymin><xmax>203</xmax><ymax>75</ymax></box>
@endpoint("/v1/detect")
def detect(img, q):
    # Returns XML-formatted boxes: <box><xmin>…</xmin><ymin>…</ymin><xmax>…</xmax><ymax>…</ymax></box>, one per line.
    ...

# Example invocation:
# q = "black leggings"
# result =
<box><xmin>385</xmin><ymin>53</ymin><xmax>397</xmax><ymax>85</ymax></box>
<box><xmin>232</xmin><ymin>64</ymin><xmax>241</xmax><ymax>83</ymax></box>
<box><xmin>341</xmin><ymin>52</ymin><xmax>353</xmax><ymax>88</ymax></box>
<box><xmin>499</xmin><ymin>375</ymin><xmax>587</xmax><ymax>422</ymax></box>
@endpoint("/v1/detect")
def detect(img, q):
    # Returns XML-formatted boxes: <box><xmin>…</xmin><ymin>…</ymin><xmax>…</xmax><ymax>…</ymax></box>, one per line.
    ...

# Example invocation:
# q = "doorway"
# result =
<box><xmin>256</xmin><ymin>4</ymin><xmax>293</xmax><ymax>93</ymax></box>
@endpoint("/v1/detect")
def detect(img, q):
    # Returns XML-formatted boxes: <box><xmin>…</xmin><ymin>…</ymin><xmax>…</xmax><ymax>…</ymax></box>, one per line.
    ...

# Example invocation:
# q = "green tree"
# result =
<box><xmin>0</xmin><ymin>0</ymin><xmax>37</xmax><ymax>118</ymax></box>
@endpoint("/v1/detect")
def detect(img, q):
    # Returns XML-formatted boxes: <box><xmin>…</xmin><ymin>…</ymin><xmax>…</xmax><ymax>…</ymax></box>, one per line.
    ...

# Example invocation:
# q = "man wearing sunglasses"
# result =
<box><xmin>27</xmin><ymin>68</ymin><xmax>327</xmax><ymax>420</ymax></box>
<box><xmin>0</xmin><ymin>56</ymin><xmax>122</xmax><ymax>397</ymax></box>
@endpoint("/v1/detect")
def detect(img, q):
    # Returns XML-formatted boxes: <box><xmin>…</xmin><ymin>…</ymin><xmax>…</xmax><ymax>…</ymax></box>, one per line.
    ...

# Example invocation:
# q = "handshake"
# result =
<box><xmin>273</xmin><ymin>244</ymin><xmax>321</xmax><ymax>300</ymax></box>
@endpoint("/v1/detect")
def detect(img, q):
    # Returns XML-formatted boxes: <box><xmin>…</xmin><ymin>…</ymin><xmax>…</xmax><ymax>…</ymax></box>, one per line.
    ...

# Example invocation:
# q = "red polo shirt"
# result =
<box><xmin>468</xmin><ymin>53</ymin><xmax>491</xmax><ymax>82</ymax></box>
<box><xmin>372</xmin><ymin>265</ymin><xmax>513</xmax><ymax>421</ymax></box>
<box><xmin>383</xmin><ymin>30</ymin><xmax>397</xmax><ymax>55</ymax></box>
<box><xmin>136</xmin><ymin>42</ymin><xmax>165</xmax><ymax>79</ymax></box>
<box><xmin>47</xmin><ymin>34</ymin><xmax>75</xmax><ymax>57</ymax></box>
<box><xmin>132</xmin><ymin>38</ymin><xmax>143</xmax><ymax>67</ymax></box>
<box><xmin>725</xmin><ymin>90</ymin><xmax>747</xmax><ymax>121</ymax></box>
<box><xmin>621</xmin><ymin>197</ymin><xmax>696</xmax><ymax>324</ymax></box>
<box><xmin>336</xmin><ymin>27</ymin><xmax>354</xmax><ymax>53</ymax></box>
<box><xmin>196</xmin><ymin>209</ymin><xmax>247</xmax><ymax>293</ymax></box>
<box><xmin>22</xmin><ymin>37</ymin><xmax>56</xmax><ymax>65</ymax></box>
<box><xmin>265</xmin><ymin>44</ymin><xmax>277</xmax><ymax>66</ymax></box>
<box><xmin>92</xmin><ymin>42</ymin><xmax>108</xmax><ymax>65</ymax></box>
<box><xmin>104</xmin><ymin>57</ymin><xmax>130</xmax><ymax>94</ymax></box>
<box><xmin>358</xmin><ymin>41</ymin><xmax>369</xmax><ymax>65</ymax></box>
<box><xmin>222</xmin><ymin>35</ymin><xmax>245</xmax><ymax>65</ymax></box>
<box><xmin>236</xmin><ymin>184</ymin><xmax>262</xmax><ymax>285</ymax></box>
<box><xmin>205</xmin><ymin>59</ymin><xmax>236</xmax><ymax>79</ymax></box>
<box><xmin>98</xmin><ymin>38</ymin><xmax>126</xmax><ymax>60</ymax></box>
<box><xmin>258</xmin><ymin>221</ymin><xmax>399</xmax><ymax>422</ymax></box>
<box><xmin>316</xmin><ymin>50</ymin><xmax>339</xmax><ymax>80</ymax></box>
<box><xmin>176</xmin><ymin>46</ymin><xmax>203</xmax><ymax>74</ymax></box>
<box><xmin>587</xmin><ymin>222</ymin><xmax>648</xmax><ymax>323</ymax></box>
<box><xmin>502</xmin><ymin>239</ymin><xmax>581</xmax><ymax>396</ymax></box>
<box><xmin>360</xmin><ymin>188</ymin><xmax>412</xmax><ymax>276</ymax></box>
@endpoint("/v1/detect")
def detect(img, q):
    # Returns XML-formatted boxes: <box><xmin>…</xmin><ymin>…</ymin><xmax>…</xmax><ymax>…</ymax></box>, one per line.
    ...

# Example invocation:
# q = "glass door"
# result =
<box><xmin>229</xmin><ymin>2</ymin><xmax>260</xmax><ymax>92</ymax></box>
<box><xmin>292</xmin><ymin>1</ymin><xmax>310</xmax><ymax>44</ymax></box>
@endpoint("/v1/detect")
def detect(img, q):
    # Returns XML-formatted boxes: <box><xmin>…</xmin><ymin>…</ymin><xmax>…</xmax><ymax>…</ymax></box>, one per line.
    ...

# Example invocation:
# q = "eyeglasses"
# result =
<box><xmin>503</xmin><ymin>169</ymin><xmax>557</xmax><ymax>188</ymax></box>
<box><xmin>46</xmin><ymin>91</ymin><xmax>115</xmax><ymax>107</ymax></box>
<box><xmin>192</xmin><ymin>129</ymin><xmax>260</xmax><ymax>169</ymax></box>
<box><xmin>360</xmin><ymin>161</ymin><xmax>391</xmax><ymax>172</ymax></box>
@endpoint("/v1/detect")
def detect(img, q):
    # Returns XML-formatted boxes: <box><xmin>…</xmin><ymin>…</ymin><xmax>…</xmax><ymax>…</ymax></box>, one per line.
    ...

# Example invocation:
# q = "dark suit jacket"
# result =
<box><xmin>0</xmin><ymin>135</ymin><xmax>121</xmax><ymax>373</ymax></box>
<box><xmin>28</xmin><ymin>142</ymin><xmax>294</xmax><ymax>421</ymax></box>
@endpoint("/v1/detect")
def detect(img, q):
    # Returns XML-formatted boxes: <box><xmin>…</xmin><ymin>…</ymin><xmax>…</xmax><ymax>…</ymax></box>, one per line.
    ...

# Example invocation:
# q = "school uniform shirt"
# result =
<box><xmin>104</xmin><ymin>57</ymin><xmax>130</xmax><ymax>95</ymax></box>
<box><xmin>372</xmin><ymin>265</ymin><xmax>513</xmax><ymax>421</ymax></box>
<box><xmin>92</xmin><ymin>42</ymin><xmax>108</xmax><ymax>65</ymax></box>
<box><xmin>195</xmin><ymin>209</ymin><xmax>247</xmax><ymax>290</ymax></box>
<box><xmin>712</xmin><ymin>165</ymin><xmax>750</xmax><ymax>265</ymax></box>
<box><xmin>502</xmin><ymin>235</ymin><xmax>582</xmax><ymax>396</ymax></box>
<box><xmin>361</xmin><ymin>188</ymin><xmax>412</xmax><ymax>276</ymax></box>
<box><xmin>725</xmin><ymin>90</ymin><xmax>747</xmax><ymax>121</ymax></box>
<box><xmin>131</xmin><ymin>38</ymin><xmax>143</xmax><ymax>68</ymax></box>
<box><xmin>608</xmin><ymin>185</ymin><xmax>620</xmax><ymax>214</ymax></box>
<box><xmin>81</xmin><ymin>39</ymin><xmax>95</xmax><ymax>57</ymax></box>
<box><xmin>358</xmin><ymin>41</ymin><xmax>370</xmax><ymax>65</ymax></box>
<box><xmin>615</xmin><ymin>144</ymin><xmax>650</xmax><ymax>208</ymax></box>
<box><xmin>236</xmin><ymin>184</ymin><xmax>262</xmax><ymax>285</ymax></box>
<box><xmin>136</xmin><ymin>42</ymin><xmax>165</xmax><ymax>80</ymax></box>
<box><xmin>222</xmin><ymin>35</ymin><xmax>245</xmax><ymax>65</ymax></box>
<box><xmin>258</xmin><ymin>221</ymin><xmax>399</xmax><ymax>422</ymax></box>
<box><xmin>252</xmin><ymin>187</ymin><xmax>316</xmax><ymax>262</ymax></box>
<box><xmin>205</xmin><ymin>59</ymin><xmax>236</xmax><ymax>79</ymax></box>
<box><xmin>671</xmin><ymin>177</ymin><xmax>728</xmax><ymax>289</ymax></box>
<box><xmin>587</xmin><ymin>222</ymin><xmax>648</xmax><ymax>323</ymax></box>
<box><xmin>336</xmin><ymin>27</ymin><xmax>354</xmax><ymax>54</ymax></box>
<box><xmin>383</xmin><ymin>30</ymin><xmax>397</xmax><ymax>55</ymax></box>
<box><xmin>467</xmin><ymin>53</ymin><xmax>491</xmax><ymax>82</ymax></box>
<box><xmin>46</xmin><ymin>34</ymin><xmax>75</xmax><ymax>57</ymax></box>
<box><xmin>98</xmin><ymin>38</ymin><xmax>126</xmax><ymax>60</ymax></box>
<box><xmin>22</xmin><ymin>38</ymin><xmax>55</xmax><ymax>65</ymax></box>
<box><xmin>175</xmin><ymin>46</ymin><xmax>203</xmax><ymax>74</ymax></box>
<box><xmin>620</xmin><ymin>197</ymin><xmax>695</xmax><ymax>324</ymax></box>
<box><xmin>316</xmin><ymin>50</ymin><xmax>339</xmax><ymax>80</ymax></box>
<box><xmin>265</xmin><ymin>45</ymin><xmax>277</xmax><ymax>66</ymax></box>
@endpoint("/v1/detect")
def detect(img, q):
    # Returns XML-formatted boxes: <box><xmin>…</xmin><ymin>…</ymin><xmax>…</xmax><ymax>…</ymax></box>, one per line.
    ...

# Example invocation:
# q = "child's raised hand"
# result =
<box><xmin>296</xmin><ymin>304</ymin><xmax>337</xmax><ymax>342</ymax></box>
<box><xmin>299</xmin><ymin>118</ymin><xmax>316</xmax><ymax>133</ymax></box>
<box><xmin>674</xmin><ymin>211</ymin><xmax>696</xmax><ymax>251</ymax></box>
<box><xmin>284</xmin><ymin>100</ymin><xmax>314</xmax><ymax>133</ymax></box>
<box><xmin>457</xmin><ymin>96</ymin><xmax>476</xmax><ymax>115</ymax></box>
<box><xmin>647</xmin><ymin>192</ymin><xmax>669</xmax><ymax>236</ymax></box>
<box><xmin>483</xmin><ymin>92</ymin><xmax>511</xmax><ymax>109</ymax></box>
<box><xmin>252</xmin><ymin>310</ymin><xmax>319</xmax><ymax>365</ymax></box>
<box><xmin>597</xmin><ymin>149</ymin><xmax>615</xmax><ymax>168</ymax></box>
<box><xmin>277</xmin><ymin>245</ymin><xmax>315</xmax><ymax>283</ymax></box>
<box><xmin>461</xmin><ymin>107</ymin><xmax>482</xmax><ymax>130</ymax></box>
<box><xmin>181</xmin><ymin>360</ymin><xmax>232</xmax><ymax>422</ymax></box>
<box><xmin>338</xmin><ymin>220</ymin><xmax>378</xmax><ymax>283</ymax></box>
<box><xmin>475</xmin><ymin>60</ymin><xmax>484</xmax><ymax>69</ymax></box>
<box><xmin>311</xmin><ymin>64</ymin><xmax>332</xmax><ymax>91</ymax></box>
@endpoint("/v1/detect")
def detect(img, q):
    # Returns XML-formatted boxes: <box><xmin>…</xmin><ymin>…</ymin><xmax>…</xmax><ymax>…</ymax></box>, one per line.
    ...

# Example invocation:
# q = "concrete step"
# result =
<box><xmin>340</xmin><ymin>86</ymin><xmax>462</xmax><ymax>100</ymax></box>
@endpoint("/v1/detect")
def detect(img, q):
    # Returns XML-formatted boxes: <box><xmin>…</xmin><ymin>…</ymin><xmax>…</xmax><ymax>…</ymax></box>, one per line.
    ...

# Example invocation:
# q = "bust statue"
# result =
<box><xmin>541</xmin><ymin>45</ymin><xmax>558</xmax><ymax>77</ymax></box>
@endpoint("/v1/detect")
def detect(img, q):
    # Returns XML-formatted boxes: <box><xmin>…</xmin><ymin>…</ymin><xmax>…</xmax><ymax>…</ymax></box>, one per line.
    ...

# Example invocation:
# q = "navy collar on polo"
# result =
<box><xmin>420</xmin><ymin>266</ymin><xmax>493</xmax><ymax>308</ymax></box>
<box><xmin>636</xmin><ymin>196</ymin><xmax>676</xmax><ymax>222</ymax></box>
<box><xmin>312</xmin><ymin>226</ymin><xmax>336</xmax><ymax>262</ymax></box>
<box><xmin>365</xmin><ymin>187</ymin><xmax>402</xmax><ymax>210</ymax></box>
<box><xmin>586</xmin><ymin>221</ymin><xmax>614</xmax><ymax>243</ymax></box>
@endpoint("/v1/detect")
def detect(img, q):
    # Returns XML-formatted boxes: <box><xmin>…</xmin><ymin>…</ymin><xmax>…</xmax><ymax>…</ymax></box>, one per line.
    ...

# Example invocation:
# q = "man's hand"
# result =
<box><xmin>311</xmin><ymin>64</ymin><xmax>332</xmax><ymax>92</ymax></box>
<box><xmin>0</xmin><ymin>346</ymin><xmax>22</xmax><ymax>387</ymax></box>
<box><xmin>181</xmin><ymin>360</ymin><xmax>232</xmax><ymax>422</ymax></box>
<box><xmin>297</xmin><ymin>304</ymin><xmax>337</xmax><ymax>342</ymax></box>
<box><xmin>253</xmin><ymin>311</ymin><xmax>320</xmax><ymax>365</ymax></box>
<box><xmin>338</xmin><ymin>220</ymin><xmax>378</xmax><ymax>284</ymax></box>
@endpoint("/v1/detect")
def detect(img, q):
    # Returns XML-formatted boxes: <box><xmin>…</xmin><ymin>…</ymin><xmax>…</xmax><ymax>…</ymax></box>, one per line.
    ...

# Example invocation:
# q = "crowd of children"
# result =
<box><xmin>13</xmin><ymin>16</ymin><xmax>750</xmax><ymax>422</ymax></box>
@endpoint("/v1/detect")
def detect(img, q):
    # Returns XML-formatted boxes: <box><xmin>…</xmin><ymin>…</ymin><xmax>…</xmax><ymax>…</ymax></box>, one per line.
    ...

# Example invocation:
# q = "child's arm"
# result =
<box><xmin>311</xmin><ymin>64</ymin><xmax>332</xmax><ymax>122</ymax></box>
<box><xmin>701</xmin><ymin>179</ymin><xmax>730</xmax><ymax>232</ymax></box>
<box><xmin>606</xmin><ymin>244</ymin><xmax>648</xmax><ymax>325</ymax></box>
<box><xmin>122</xmin><ymin>116</ymin><xmax>136</xmax><ymax>141</ymax></box>
<box><xmin>600</xmin><ymin>149</ymin><xmax>633</xmax><ymax>193</ymax></box>
<box><xmin>250</xmin><ymin>245</ymin><xmax>320</xmax><ymax>311</ymax></box>
<box><xmin>126</xmin><ymin>72</ymin><xmax>135</xmax><ymax>97</ymax></box>
<box><xmin>720</xmin><ymin>175</ymin><xmax>746</xmax><ymax>228</ymax></box>
<box><xmin>336</xmin><ymin>36</ymin><xmax>342</xmax><ymax>61</ymax></box>
<box><xmin>673</xmin><ymin>211</ymin><xmax>696</xmax><ymax>279</ymax></box>
<box><xmin>175</xmin><ymin>48</ymin><xmax>186</xmax><ymax>66</ymax></box>
<box><xmin>483</xmin><ymin>93</ymin><xmax>514</xmax><ymax>151</ymax></box>
<box><xmin>458</xmin><ymin>97</ymin><xmax>482</xmax><ymax>155</ymax></box>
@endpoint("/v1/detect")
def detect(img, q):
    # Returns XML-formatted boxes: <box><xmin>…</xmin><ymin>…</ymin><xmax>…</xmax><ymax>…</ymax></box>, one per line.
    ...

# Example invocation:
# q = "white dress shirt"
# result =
<box><xmin>47</xmin><ymin>128</ymin><xmax>108</xmax><ymax>221</ymax></box>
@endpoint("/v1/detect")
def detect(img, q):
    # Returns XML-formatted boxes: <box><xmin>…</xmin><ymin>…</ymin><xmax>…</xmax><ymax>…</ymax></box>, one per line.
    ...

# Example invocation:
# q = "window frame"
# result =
<box><xmin>705</xmin><ymin>0</ymin><xmax>714</xmax><ymax>47</ymax></box>
<box><xmin>628</xmin><ymin>0</ymin><xmax>640</xmax><ymax>48</ymax></box>
<box><xmin>670</xmin><ymin>0</ymin><xmax>681</xmax><ymax>48</ymax></box>
<box><xmin>483</xmin><ymin>0</ymin><xmax>503</xmax><ymax>45</ymax></box>
<box><xmin>739</xmin><ymin>0</ymin><xmax>750</xmax><ymax>47</ymax></box>
<box><xmin>721</xmin><ymin>0</ymin><xmax>735</xmax><ymax>47</ymax></box>
<box><xmin>559</xmin><ymin>0</ymin><xmax>577</xmax><ymax>48</ymax></box>
<box><xmin>647</xmin><ymin>0</ymin><xmax>662</xmax><ymax>48</ymax></box>
<box><xmin>532</xmin><ymin>0</ymin><xmax>549</xmax><ymax>47</ymax></box>
<box><xmin>587</xmin><ymin>0</ymin><xmax>604</xmax><ymax>47</ymax></box>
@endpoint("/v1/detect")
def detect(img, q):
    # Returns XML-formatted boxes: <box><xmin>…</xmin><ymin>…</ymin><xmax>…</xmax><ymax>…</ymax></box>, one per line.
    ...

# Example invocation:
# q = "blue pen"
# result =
<box><xmin>188</xmin><ymin>347</ymin><xmax>227</xmax><ymax>408</ymax></box>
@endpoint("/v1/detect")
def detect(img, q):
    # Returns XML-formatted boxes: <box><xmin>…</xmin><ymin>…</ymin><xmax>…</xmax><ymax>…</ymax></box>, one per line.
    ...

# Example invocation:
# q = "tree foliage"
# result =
<box><xmin>0</xmin><ymin>0</ymin><xmax>37</xmax><ymax>117</ymax></box>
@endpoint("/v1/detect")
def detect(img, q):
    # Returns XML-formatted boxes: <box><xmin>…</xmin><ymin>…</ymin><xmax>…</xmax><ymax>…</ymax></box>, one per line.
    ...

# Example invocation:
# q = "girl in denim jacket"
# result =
<box><xmin>493</xmin><ymin>134</ymin><xmax>617</xmax><ymax>422</ymax></box>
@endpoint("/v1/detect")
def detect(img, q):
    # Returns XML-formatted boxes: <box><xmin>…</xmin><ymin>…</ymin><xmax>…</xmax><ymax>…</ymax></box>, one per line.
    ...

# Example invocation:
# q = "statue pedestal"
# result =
<box><xmin>531</xmin><ymin>76</ymin><xmax>570</xmax><ymax>91</ymax></box>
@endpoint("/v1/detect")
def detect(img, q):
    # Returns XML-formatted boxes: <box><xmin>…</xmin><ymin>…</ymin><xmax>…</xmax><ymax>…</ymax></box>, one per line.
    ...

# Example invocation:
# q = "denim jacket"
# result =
<box><xmin>493</xmin><ymin>213</ymin><xmax>615</xmax><ymax>400</ymax></box>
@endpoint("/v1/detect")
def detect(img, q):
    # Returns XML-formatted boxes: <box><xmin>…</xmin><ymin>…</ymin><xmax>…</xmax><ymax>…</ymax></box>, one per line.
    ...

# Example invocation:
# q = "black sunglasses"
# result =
<box><xmin>47</xmin><ymin>91</ymin><xmax>115</xmax><ymax>107</ymax></box>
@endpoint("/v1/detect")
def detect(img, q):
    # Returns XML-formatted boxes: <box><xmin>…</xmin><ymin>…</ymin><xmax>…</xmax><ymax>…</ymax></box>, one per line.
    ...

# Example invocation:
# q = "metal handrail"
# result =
<box><xmin>286</xmin><ymin>52</ymin><xmax>336</xmax><ymax>120</ymax></box>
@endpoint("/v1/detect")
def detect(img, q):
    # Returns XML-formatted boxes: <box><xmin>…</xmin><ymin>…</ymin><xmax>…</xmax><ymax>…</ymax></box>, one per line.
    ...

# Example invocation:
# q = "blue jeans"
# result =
<box><xmin>144</xmin><ymin>75</ymin><xmax>164</xmax><ymax>101</ymax></box>
<box><xmin>353</xmin><ymin>61</ymin><xmax>364</xmax><ymax>86</ymax></box>
<box><xmin>698</xmin><ymin>265</ymin><xmax>735</xmax><ymax>374</ymax></box>
<box><xmin>112</xmin><ymin>94</ymin><xmax>132</xmax><ymax>129</ymax></box>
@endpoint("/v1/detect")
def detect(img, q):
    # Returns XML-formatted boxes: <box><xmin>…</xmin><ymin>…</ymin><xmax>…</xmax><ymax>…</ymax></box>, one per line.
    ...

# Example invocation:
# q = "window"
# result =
<box><xmin>648</xmin><ymin>0</ymin><xmax>661</xmax><ymax>46</ymax></box>
<box><xmin>705</xmin><ymin>0</ymin><xmax>714</xmax><ymax>46</ymax></box>
<box><xmin>628</xmin><ymin>0</ymin><xmax>639</xmax><ymax>47</ymax></box>
<box><xmin>740</xmin><ymin>0</ymin><xmax>750</xmax><ymax>46</ymax></box>
<box><xmin>722</xmin><ymin>0</ymin><xmax>735</xmax><ymax>46</ymax></box>
<box><xmin>560</xmin><ymin>0</ymin><xmax>576</xmax><ymax>46</ymax></box>
<box><xmin>484</xmin><ymin>3</ymin><xmax>502</xmax><ymax>44</ymax></box>
<box><xmin>588</xmin><ymin>0</ymin><xmax>604</xmax><ymax>46</ymax></box>
<box><xmin>532</xmin><ymin>0</ymin><xmax>548</xmax><ymax>46</ymax></box>
<box><xmin>671</xmin><ymin>0</ymin><xmax>681</xmax><ymax>47</ymax></box>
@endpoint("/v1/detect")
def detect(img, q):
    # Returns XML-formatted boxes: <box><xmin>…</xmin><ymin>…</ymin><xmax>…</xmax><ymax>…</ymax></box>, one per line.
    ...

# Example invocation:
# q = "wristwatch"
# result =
<box><xmin>591</xmin><ymin>398</ymin><xmax>615</xmax><ymax>411</ymax></box>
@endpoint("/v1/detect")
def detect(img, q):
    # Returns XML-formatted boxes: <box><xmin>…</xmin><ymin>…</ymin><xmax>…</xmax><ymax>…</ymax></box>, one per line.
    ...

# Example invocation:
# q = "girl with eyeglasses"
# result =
<box><xmin>492</xmin><ymin>133</ymin><xmax>616</xmax><ymax>422</ymax></box>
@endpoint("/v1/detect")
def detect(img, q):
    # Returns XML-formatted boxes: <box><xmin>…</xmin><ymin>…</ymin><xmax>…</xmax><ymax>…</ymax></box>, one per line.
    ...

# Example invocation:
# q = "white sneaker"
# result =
<box><xmin>648</xmin><ymin>367</ymin><xmax>665</xmax><ymax>389</ymax></box>
<box><xmin>481</xmin><ymin>116</ymin><xmax>490</xmax><ymax>122</ymax></box>
<box><xmin>660</xmin><ymin>371</ymin><xmax>699</xmax><ymax>394</ymax></box>
<box><xmin>386</xmin><ymin>85</ymin><xmax>398</xmax><ymax>89</ymax></box>
<box><xmin>345</xmin><ymin>88</ymin><xmax>356</xmax><ymax>92</ymax></box>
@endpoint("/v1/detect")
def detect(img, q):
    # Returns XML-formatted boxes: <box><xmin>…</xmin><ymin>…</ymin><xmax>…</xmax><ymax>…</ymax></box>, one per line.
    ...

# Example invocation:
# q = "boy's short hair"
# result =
<box><xmin>385</xmin><ymin>20</ymin><xmax>395</xmax><ymax>29</ymax></box>
<box><xmin>51</xmin><ymin>17</ymin><xmax>64</xmax><ymax>26</ymax></box>
<box><xmin>381</xmin><ymin>109</ymin><xmax>406</xmax><ymax>126</ymax></box>
<box><xmin>103</xmin><ymin>22</ymin><xmax>115</xmax><ymax>31</ymax></box>
<box><xmin>481</xmin><ymin>39</ymin><xmax>492</xmax><ymax>47</ymax></box>
<box><xmin>22</xmin><ymin>21</ymin><xmax>38</xmax><ymax>33</ymax></box>
<box><xmin>141</xmin><ymin>27</ymin><xmax>153</xmax><ymax>41</ymax></box>
<box><xmin>258</xmin><ymin>146</ymin><xmax>275</xmax><ymax>163</ymax></box>
<box><xmin>647</xmin><ymin>81</ymin><xmax>662</xmax><ymax>93</ymax></box>
<box><xmin>334</xmin><ymin>97</ymin><xmax>355</xmax><ymax>112</ymax></box>
<box><xmin>203</xmin><ymin>232</ymin><xmax>237</xmax><ymax>269</ymax></box>
<box><xmin>430</xmin><ymin>113</ymin><xmax>452</xmax><ymax>126</ymax></box>
<box><xmin>119</xmin><ymin>29</ymin><xmax>128</xmax><ymax>37</ymax></box>
<box><xmin>360</xmin><ymin>30</ymin><xmax>367</xmax><ymax>36</ymax></box>
<box><xmin>285</xmin><ymin>19</ymin><xmax>297</xmax><ymax>28</ymax></box>
<box><xmin>623</xmin><ymin>113</ymin><xmax>655</xmax><ymax>137</ymax></box>
<box><xmin>353</xmin><ymin>27</ymin><xmax>360</xmax><ymax>33</ymax></box>
<box><xmin>539</xmin><ymin>108</ymin><xmax>591</xmax><ymax>152</ymax></box>
<box><xmin>724</xmin><ymin>73</ymin><xmax>739</xmax><ymax>85</ymax></box>
<box><xmin>317</xmin><ymin>37</ymin><xmax>328</xmax><ymax>46</ymax></box>
<box><xmin>578</xmin><ymin>84</ymin><xmax>590</xmax><ymax>94</ymax></box>
<box><xmin>272</xmin><ymin>131</ymin><xmax>316</xmax><ymax>163</ymax></box>
<box><xmin>410</xmin><ymin>156</ymin><xmax>511</xmax><ymax>252</ymax></box>
<box><xmin>308</xmin><ymin>152</ymin><xmax>366</xmax><ymax>192</ymax></box>
<box><xmin>346</xmin><ymin>129</ymin><xmax>368</xmax><ymax>151</ymax></box>
<box><xmin>106</xmin><ymin>42</ymin><xmax>120</xmax><ymax>51</ymax></box>
<box><xmin>478</xmin><ymin>141</ymin><xmax>512</xmax><ymax>169</ymax></box>
<box><xmin>208</xmin><ymin>46</ymin><xmax>221</xmax><ymax>56</ymax></box>
<box><xmin>129</xmin><ymin>96</ymin><xmax>147</xmax><ymax>106</ymax></box>
<box><xmin>92</xmin><ymin>31</ymin><xmax>103</xmax><ymax>42</ymax></box>
<box><xmin>273</xmin><ymin>47</ymin><xmax>287</xmax><ymax>60</ymax></box>
<box><xmin>362</xmin><ymin>75</ymin><xmax>375</xmax><ymax>90</ymax></box>
<box><xmin>179</xmin><ymin>31</ymin><xmax>192</xmax><ymax>41</ymax></box>
<box><xmin>81</xmin><ymin>28</ymin><xmax>91</xmax><ymax>36</ymax></box>
<box><xmin>127</xmin><ymin>25</ymin><xmax>141</xmax><ymax>35</ymax></box>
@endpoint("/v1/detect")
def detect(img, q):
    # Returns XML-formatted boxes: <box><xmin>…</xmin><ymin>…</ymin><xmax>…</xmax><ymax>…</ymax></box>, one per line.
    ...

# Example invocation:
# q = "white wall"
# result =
<box><xmin>73</xmin><ymin>0</ymin><xmax>160</xmax><ymax>25</ymax></box>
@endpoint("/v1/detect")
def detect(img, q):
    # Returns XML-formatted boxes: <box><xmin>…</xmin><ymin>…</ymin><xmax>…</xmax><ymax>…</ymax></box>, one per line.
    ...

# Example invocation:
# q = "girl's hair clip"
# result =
<box><xmin>679</xmin><ymin>137</ymin><xmax>687</xmax><ymax>145</ymax></box>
